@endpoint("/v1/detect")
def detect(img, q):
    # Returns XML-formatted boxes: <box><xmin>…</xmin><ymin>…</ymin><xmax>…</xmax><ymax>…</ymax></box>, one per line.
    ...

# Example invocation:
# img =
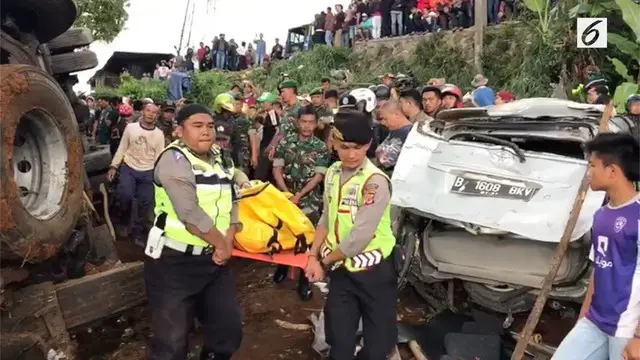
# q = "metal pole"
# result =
<box><xmin>177</xmin><ymin>0</ymin><xmax>192</xmax><ymax>56</ymax></box>
<box><xmin>473</xmin><ymin>0</ymin><xmax>486</xmax><ymax>74</ymax></box>
<box><xmin>186</xmin><ymin>0</ymin><xmax>196</xmax><ymax>49</ymax></box>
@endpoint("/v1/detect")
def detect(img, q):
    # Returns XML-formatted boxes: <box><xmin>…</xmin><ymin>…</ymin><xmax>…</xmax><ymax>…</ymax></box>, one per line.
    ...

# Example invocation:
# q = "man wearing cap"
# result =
<box><xmin>159</xmin><ymin>101</ymin><xmax>177</xmax><ymax>145</ymax></box>
<box><xmin>276</xmin><ymin>79</ymin><xmax>301</xmax><ymax>138</ymax></box>
<box><xmin>311</xmin><ymin>87</ymin><xmax>334</xmax><ymax>142</ymax></box>
<box><xmin>305</xmin><ymin>109</ymin><xmax>398</xmax><ymax>359</ymax></box>
<box><xmin>253</xmin><ymin>92</ymin><xmax>281</xmax><ymax>181</ymax></box>
<box><xmin>272</xmin><ymin>105</ymin><xmax>330</xmax><ymax>300</ymax></box>
<box><xmin>146</xmin><ymin>104</ymin><xmax>244</xmax><ymax>360</ymax></box>
<box><xmin>230</xmin><ymin>93</ymin><xmax>252</xmax><ymax>174</ymax></box>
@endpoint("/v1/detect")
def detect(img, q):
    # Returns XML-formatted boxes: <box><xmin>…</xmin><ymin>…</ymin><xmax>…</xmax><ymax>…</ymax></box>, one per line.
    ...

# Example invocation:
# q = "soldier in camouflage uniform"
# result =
<box><xmin>272</xmin><ymin>105</ymin><xmax>329</xmax><ymax>225</ymax></box>
<box><xmin>272</xmin><ymin>105</ymin><xmax>329</xmax><ymax>301</ymax></box>
<box><xmin>276</xmin><ymin>79</ymin><xmax>301</xmax><ymax>138</ymax></box>
<box><xmin>231</xmin><ymin>94</ymin><xmax>252</xmax><ymax>174</ymax></box>
<box><xmin>158</xmin><ymin>101</ymin><xmax>177</xmax><ymax>145</ymax></box>
<box><xmin>310</xmin><ymin>87</ymin><xmax>335</xmax><ymax>143</ymax></box>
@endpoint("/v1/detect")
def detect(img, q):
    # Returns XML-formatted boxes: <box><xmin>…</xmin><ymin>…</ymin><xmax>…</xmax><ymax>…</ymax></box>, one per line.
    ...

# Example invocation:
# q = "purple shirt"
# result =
<box><xmin>587</xmin><ymin>195</ymin><xmax>640</xmax><ymax>337</ymax></box>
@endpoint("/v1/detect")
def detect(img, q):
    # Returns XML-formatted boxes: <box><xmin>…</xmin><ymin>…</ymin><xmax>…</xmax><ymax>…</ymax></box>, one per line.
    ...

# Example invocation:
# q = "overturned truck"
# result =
<box><xmin>392</xmin><ymin>98</ymin><xmax>633</xmax><ymax>314</ymax></box>
<box><xmin>1</xmin><ymin>1</ymin><xmax>145</xmax><ymax>359</ymax></box>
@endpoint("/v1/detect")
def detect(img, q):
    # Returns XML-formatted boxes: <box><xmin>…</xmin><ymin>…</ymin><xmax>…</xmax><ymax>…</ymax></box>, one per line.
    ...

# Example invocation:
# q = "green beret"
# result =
<box><xmin>310</xmin><ymin>87</ymin><xmax>324</xmax><ymax>97</ymax></box>
<box><xmin>279</xmin><ymin>79</ymin><xmax>298</xmax><ymax>90</ymax></box>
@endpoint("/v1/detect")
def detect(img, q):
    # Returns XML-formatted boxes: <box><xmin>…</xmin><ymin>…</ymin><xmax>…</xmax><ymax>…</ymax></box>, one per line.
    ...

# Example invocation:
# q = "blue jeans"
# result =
<box><xmin>256</xmin><ymin>52</ymin><xmax>265</xmax><ymax>66</ymax></box>
<box><xmin>325</xmin><ymin>30</ymin><xmax>333</xmax><ymax>46</ymax></box>
<box><xmin>342</xmin><ymin>30</ymin><xmax>350</xmax><ymax>47</ymax></box>
<box><xmin>487</xmin><ymin>0</ymin><xmax>499</xmax><ymax>23</ymax></box>
<box><xmin>552</xmin><ymin>318</ymin><xmax>629</xmax><ymax>360</ymax></box>
<box><xmin>391</xmin><ymin>10</ymin><xmax>404</xmax><ymax>36</ymax></box>
<box><xmin>116</xmin><ymin>163</ymin><xmax>154</xmax><ymax>238</ymax></box>
<box><xmin>216</xmin><ymin>52</ymin><xmax>226</xmax><ymax>69</ymax></box>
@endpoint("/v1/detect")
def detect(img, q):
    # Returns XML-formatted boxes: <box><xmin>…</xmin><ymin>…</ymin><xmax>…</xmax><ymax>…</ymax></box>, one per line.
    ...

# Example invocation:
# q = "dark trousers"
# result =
<box><xmin>144</xmin><ymin>249</ymin><xmax>243</xmax><ymax>360</ymax></box>
<box><xmin>115</xmin><ymin>163</ymin><xmax>154</xmax><ymax>238</ymax></box>
<box><xmin>325</xmin><ymin>258</ymin><xmax>398</xmax><ymax>360</ymax></box>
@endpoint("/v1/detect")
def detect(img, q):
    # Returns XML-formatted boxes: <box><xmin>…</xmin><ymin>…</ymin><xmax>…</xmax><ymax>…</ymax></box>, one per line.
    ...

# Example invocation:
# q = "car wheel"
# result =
<box><xmin>463</xmin><ymin>281</ymin><xmax>536</xmax><ymax>314</ymax></box>
<box><xmin>47</xmin><ymin>28</ymin><xmax>93</xmax><ymax>53</ymax></box>
<box><xmin>50</xmin><ymin>51</ymin><xmax>98</xmax><ymax>75</ymax></box>
<box><xmin>0</xmin><ymin>64</ymin><xmax>84</xmax><ymax>263</ymax></box>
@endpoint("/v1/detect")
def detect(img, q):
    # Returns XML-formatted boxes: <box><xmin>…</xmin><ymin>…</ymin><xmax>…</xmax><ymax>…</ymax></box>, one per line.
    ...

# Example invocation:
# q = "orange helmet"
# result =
<box><xmin>118</xmin><ymin>103</ymin><xmax>133</xmax><ymax>116</ymax></box>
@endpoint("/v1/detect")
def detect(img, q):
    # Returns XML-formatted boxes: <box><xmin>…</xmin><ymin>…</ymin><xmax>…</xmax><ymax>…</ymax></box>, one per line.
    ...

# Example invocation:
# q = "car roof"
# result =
<box><xmin>436</xmin><ymin>98</ymin><xmax>606</xmax><ymax>122</ymax></box>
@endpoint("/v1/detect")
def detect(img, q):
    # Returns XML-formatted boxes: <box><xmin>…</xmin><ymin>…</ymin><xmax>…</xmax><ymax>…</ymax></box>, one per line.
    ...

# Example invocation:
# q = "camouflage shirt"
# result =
<box><xmin>278</xmin><ymin>100</ymin><xmax>301</xmax><ymax>136</ymax></box>
<box><xmin>231</xmin><ymin>114</ymin><xmax>252</xmax><ymax>172</ymax></box>
<box><xmin>274</xmin><ymin>133</ymin><xmax>330</xmax><ymax>224</ymax></box>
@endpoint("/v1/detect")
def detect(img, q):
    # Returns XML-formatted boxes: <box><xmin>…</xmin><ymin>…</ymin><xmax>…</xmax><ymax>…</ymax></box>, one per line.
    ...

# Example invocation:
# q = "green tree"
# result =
<box><xmin>74</xmin><ymin>0</ymin><xmax>129</xmax><ymax>43</ymax></box>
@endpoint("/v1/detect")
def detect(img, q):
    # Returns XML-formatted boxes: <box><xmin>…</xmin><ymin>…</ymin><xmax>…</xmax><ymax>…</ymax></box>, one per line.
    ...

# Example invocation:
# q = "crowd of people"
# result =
<box><xmin>130</xmin><ymin>0</ymin><xmax>519</xmax><ymax>79</ymax></box>
<box><xmin>312</xmin><ymin>0</ymin><xmax>517</xmax><ymax>46</ymax></box>
<box><xmin>77</xmin><ymin>65</ymin><xmax>640</xmax><ymax>359</ymax></box>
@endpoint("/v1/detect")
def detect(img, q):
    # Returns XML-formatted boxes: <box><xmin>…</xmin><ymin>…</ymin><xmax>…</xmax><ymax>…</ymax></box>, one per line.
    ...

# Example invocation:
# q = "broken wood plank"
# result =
<box><xmin>1</xmin><ymin>282</ymin><xmax>75</xmax><ymax>358</ymax></box>
<box><xmin>55</xmin><ymin>261</ymin><xmax>145</xmax><ymax>329</ymax></box>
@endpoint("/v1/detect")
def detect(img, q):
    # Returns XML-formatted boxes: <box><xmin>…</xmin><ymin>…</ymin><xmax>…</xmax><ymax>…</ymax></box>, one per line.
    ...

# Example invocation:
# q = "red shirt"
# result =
<box><xmin>196</xmin><ymin>47</ymin><xmax>206</xmax><ymax>61</ymax></box>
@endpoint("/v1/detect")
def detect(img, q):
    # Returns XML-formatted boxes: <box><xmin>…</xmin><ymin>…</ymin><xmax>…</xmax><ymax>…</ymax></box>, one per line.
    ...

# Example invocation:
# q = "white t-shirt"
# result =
<box><xmin>110</xmin><ymin>122</ymin><xmax>165</xmax><ymax>171</ymax></box>
<box><xmin>158</xmin><ymin>66</ymin><xmax>170</xmax><ymax>78</ymax></box>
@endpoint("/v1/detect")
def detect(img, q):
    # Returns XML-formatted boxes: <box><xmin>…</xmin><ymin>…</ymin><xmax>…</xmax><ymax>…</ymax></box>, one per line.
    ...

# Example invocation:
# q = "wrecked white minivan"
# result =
<box><xmin>391</xmin><ymin>98</ymin><xmax>633</xmax><ymax>314</ymax></box>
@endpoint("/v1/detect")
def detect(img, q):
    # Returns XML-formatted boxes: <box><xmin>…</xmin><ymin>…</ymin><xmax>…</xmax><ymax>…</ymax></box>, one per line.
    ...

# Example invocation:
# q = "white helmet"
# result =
<box><xmin>349</xmin><ymin>88</ymin><xmax>377</xmax><ymax>113</ymax></box>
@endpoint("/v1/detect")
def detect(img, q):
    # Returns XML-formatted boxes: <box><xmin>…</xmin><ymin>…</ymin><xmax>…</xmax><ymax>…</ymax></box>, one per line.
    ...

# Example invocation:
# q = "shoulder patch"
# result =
<box><xmin>362</xmin><ymin>183</ymin><xmax>378</xmax><ymax>205</ymax></box>
<box><xmin>172</xmin><ymin>150</ymin><xmax>183</xmax><ymax>161</ymax></box>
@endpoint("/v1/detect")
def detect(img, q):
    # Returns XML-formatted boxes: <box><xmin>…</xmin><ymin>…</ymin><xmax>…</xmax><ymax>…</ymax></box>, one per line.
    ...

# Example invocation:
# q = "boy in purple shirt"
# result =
<box><xmin>554</xmin><ymin>133</ymin><xmax>640</xmax><ymax>360</ymax></box>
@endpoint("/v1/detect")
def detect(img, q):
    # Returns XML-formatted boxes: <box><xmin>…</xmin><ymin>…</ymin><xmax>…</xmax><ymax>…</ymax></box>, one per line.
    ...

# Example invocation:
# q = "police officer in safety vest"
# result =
<box><xmin>145</xmin><ymin>104</ymin><xmax>243</xmax><ymax>360</ymax></box>
<box><xmin>305</xmin><ymin>109</ymin><xmax>398</xmax><ymax>360</ymax></box>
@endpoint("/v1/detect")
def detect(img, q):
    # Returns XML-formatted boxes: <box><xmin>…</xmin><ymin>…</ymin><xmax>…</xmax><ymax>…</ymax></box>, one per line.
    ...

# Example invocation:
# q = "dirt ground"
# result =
<box><xmin>72</xmin><ymin>241</ymin><xmax>428</xmax><ymax>360</ymax></box>
<box><xmin>71</xmin><ymin>240</ymin><xmax>571</xmax><ymax>360</ymax></box>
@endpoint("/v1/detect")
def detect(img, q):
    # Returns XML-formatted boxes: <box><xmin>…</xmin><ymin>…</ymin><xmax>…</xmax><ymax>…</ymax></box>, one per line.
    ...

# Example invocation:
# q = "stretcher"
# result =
<box><xmin>231</xmin><ymin>248</ymin><xmax>309</xmax><ymax>269</ymax></box>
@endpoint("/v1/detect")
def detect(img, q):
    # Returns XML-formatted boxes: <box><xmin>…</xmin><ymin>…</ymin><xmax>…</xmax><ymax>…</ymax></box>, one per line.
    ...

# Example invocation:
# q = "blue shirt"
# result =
<box><xmin>587</xmin><ymin>195</ymin><xmax>640</xmax><ymax>337</ymax></box>
<box><xmin>254</xmin><ymin>39</ymin><xmax>266</xmax><ymax>55</ymax></box>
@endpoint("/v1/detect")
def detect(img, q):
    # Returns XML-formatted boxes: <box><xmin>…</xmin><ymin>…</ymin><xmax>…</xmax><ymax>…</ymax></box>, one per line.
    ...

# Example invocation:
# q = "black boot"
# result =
<box><xmin>273</xmin><ymin>265</ymin><xmax>289</xmax><ymax>284</ymax></box>
<box><xmin>296</xmin><ymin>269</ymin><xmax>313</xmax><ymax>301</ymax></box>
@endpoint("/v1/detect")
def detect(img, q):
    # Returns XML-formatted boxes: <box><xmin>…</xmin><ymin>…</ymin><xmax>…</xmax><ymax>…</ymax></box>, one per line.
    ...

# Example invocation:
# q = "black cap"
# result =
<box><xmin>162</xmin><ymin>100</ymin><xmax>176</xmax><ymax>112</ymax></box>
<box><xmin>332</xmin><ymin>109</ymin><xmax>373</xmax><ymax>145</ymax></box>
<box><xmin>373</xmin><ymin>85</ymin><xmax>391</xmax><ymax>100</ymax></box>
<box><xmin>324</xmin><ymin>89</ymin><xmax>339</xmax><ymax>99</ymax></box>
<box><xmin>338</xmin><ymin>94</ymin><xmax>357</xmax><ymax>108</ymax></box>
<box><xmin>214</xmin><ymin>120</ymin><xmax>232</xmax><ymax>140</ymax></box>
<box><xmin>175</xmin><ymin>104</ymin><xmax>212</xmax><ymax>125</ymax></box>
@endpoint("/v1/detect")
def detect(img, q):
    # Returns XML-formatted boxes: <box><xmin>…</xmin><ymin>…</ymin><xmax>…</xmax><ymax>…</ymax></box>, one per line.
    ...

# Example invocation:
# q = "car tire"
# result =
<box><xmin>47</xmin><ymin>27</ymin><xmax>93</xmax><ymax>53</ymax></box>
<box><xmin>0</xmin><ymin>64</ymin><xmax>84</xmax><ymax>262</ymax></box>
<box><xmin>50</xmin><ymin>51</ymin><xmax>98</xmax><ymax>75</ymax></box>
<box><xmin>463</xmin><ymin>281</ymin><xmax>536</xmax><ymax>314</ymax></box>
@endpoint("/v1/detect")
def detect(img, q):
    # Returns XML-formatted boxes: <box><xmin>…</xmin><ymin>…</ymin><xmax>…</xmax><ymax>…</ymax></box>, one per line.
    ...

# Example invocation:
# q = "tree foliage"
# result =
<box><xmin>74</xmin><ymin>0</ymin><xmax>129</xmax><ymax>43</ymax></box>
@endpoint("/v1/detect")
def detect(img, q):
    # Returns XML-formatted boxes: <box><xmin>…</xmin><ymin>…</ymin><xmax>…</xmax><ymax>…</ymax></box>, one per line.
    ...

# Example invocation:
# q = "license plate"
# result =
<box><xmin>450</xmin><ymin>175</ymin><xmax>540</xmax><ymax>201</ymax></box>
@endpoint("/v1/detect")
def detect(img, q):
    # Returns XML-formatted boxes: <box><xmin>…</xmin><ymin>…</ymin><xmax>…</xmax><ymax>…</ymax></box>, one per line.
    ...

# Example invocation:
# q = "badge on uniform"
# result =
<box><xmin>362</xmin><ymin>183</ymin><xmax>378</xmax><ymax>205</ymax></box>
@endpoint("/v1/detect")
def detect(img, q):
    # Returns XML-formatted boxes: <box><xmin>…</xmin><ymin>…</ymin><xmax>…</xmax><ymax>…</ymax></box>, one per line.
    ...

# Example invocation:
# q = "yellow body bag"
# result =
<box><xmin>234</xmin><ymin>181</ymin><xmax>315</xmax><ymax>254</ymax></box>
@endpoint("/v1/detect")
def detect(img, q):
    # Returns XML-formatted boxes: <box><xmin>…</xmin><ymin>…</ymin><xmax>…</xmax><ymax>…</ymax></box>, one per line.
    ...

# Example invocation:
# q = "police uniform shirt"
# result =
<box><xmin>317</xmin><ymin>164</ymin><xmax>391</xmax><ymax>257</ymax></box>
<box><xmin>154</xmin><ymin>149</ymin><xmax>244</xmax><ymax>233</ymax></box>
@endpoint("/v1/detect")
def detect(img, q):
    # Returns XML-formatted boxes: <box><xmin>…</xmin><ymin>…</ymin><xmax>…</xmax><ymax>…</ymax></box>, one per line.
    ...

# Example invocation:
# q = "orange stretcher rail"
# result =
<box><xmin>231</xmin><ymin>249</ymin><xmax>309</xmax><ymax>269</ymax></box>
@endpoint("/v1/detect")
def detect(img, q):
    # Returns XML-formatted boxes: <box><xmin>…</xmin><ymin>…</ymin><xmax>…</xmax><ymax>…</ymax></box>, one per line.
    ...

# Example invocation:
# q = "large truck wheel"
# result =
<box><xmin>0</xmin><ymin>64</ymin><xmax>84</xmax><ymax>263</ymax></box>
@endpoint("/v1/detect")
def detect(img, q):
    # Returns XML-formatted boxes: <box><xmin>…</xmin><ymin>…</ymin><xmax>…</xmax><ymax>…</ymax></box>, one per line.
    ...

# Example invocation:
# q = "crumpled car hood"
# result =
<box><xmin>391</xmin><ymin>122</ymin><xmax>605</xmax><ymax>243</ymax></box>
